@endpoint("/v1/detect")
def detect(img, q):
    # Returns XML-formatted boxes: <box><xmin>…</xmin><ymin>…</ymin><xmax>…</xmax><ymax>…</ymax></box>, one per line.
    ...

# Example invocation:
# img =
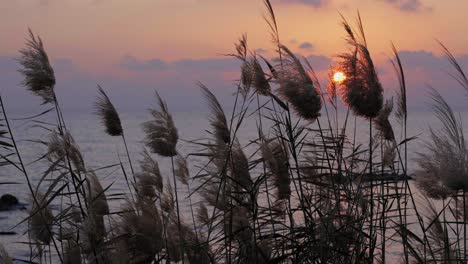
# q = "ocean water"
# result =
<box><xmin>0</xmin><ymin>109</ymin><xmax>467</xmax><ymax>262</ymax></box>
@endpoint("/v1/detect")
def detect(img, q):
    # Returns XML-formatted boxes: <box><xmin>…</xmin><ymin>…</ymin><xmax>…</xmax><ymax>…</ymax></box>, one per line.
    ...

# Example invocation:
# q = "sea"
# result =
<box><xmin>0</xmin><ymin>109</ymin><xmax>466</xmax><ymax>263</ymax></box>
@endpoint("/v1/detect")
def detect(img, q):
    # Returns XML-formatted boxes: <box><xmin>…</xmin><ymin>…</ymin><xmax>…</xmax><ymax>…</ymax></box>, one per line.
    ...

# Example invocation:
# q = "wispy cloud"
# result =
<box><xmin>120</xmin><ymin>56</ymin><xmax>240</xmax><ymax>73</ymax></box>
<box><xmin>1</xmin><ymin>50</ymin><xmax>467</xmax><ymax>112</ymax></box>
<box><xmin>255</xmin><ymin>48</ymin><xmax>268</xmax><ymax>55</ymax></box>
<box><xmin>120</xmin><ymin>56</ymin><xmax>168</xmax><ymax>71</ymax></box>
<box><xmin>299</xmin><ymin>42</ymin><xmax>314</xmax><ymax>50</ymax></box>
<box><xmin>275</xmin><ymin>0</ymin><xmax>328</xmax><ymax>8</ymax></box>
<box><xmin>382</xmin><ymin>0</ymin><xmax>429</xmax><ymax>12</ymax></box>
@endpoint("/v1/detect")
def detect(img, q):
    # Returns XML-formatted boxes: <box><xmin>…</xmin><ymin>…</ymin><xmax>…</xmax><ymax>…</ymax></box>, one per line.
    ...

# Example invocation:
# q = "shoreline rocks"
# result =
<box><xmin>0</xmin><ymin>194</ymin><xmax>26</xmax><ymax>211</ymax></box>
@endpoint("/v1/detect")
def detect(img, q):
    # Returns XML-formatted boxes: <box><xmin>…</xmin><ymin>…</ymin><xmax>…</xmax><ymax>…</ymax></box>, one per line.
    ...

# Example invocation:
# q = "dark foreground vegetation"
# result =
<box><xmin>1</xmin><ymin>1</ymin><xmax>468</xmax><ymax>263</ymax></box>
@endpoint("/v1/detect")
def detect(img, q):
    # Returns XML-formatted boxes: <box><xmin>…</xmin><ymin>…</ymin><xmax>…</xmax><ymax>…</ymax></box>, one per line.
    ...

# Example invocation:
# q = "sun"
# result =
<box><xmin>333</xmin><ymin>71</ymin><xmax>346</xmax><ymax>84</ymax></box>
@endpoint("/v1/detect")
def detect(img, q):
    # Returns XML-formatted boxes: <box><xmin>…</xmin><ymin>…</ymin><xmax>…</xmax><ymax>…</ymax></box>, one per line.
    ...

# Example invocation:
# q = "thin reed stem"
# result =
<box><xmin>170</xmin><ymin>155</ymin><xmax>185</xmax><ymax>263</ymax></box>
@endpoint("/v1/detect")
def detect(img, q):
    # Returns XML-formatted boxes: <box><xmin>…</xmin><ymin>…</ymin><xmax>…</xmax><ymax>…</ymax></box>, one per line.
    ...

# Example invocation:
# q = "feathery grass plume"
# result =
<box><xmin>374</xmin><ymin>99</ymin><xmax>395</xmax><ymax>140</ymax></box>
<box><xmin>86</xmin><ymin>172</ymin><xmax>109</xmax><ymax>216</ymax></box>
<box><xmin>135</xmin><ymin>172</ymin><xmax>158</xmax><ymax>200</ymax></box>
<box><xmin>166</xmin><ymin>222</ymin><xmax>183</xmax><ymax>262</ymax></box>
<box><xmin>29</xmin><ymin>192</ymin><xmax>54</xmax><ymax>246</ymax></box>
<box><xmin>261</xmin><ymin>136</ymin><xmax>290</xmax><ymax>201</ymax></box>
<box><xmin>137</xmin><ymin>150</ymin><xmax>164</xmax><ymax>199</ymax></box>
<box><xmin>199</xmin><ymin>83</ymin><xmax>230</xmax><ymax>144</ymax></box>
<box><xmin>82</xmin><ymin>170</ymin><xmax>111</xmax><ymax>262</ymax></box>
<box><xmin>83</xmin><ymin>173</ymin><xmax>109</xmax><ymax>260</ymax></box>
<box><xmin>263</xmin><ymin>0</ymin><xmax>281</xmax><ymax>58</ymax></box>
<box><xmin>230</xmin><ymin>206</ymin><xmax>251</xmax><ymax>241</ymax></box>
<box><xmin>240</xmin><ymin>61</ymin><xmax>253</xmax><ymax>96</ymax></box>
<box><xmin>119</xmin><ymin>200</ymin><xmax>163</xmax><ymax>263</ymax></box>
<box><xmin>300</xmin><ymin>152</ymin><xmax>321</xmax><ymax>184</ymax></box>
<box><xmin>47</xmin><ymin>131</ymin><xmax>85</xmax><ymax>172</ymax></box>
<box><xmin>382</xmin><ymin>141</ymin><xmax>396</xmax><ymax>169</ymax></box>
<box><xmin>63</xmin><ymin>238</ymin><xmax>82</xmax><ymax>264</ymax></box>
<box><xmin>337</xmin><ymin>15</ymin><xmax>383</xmax><ymax>118</ymax></box>
<box><xmin>161</xmin><ymin>183</ymin><xmax>175</xmax><ymax>215</ymax></box>
<box><xmin>81</xmin><ymin>214</ymin><xmax>109</xmax><ymax>263</ymax></box>
<box><xmin>438</xmin><ymin>41</ymin><xmax>468</xmax><ymax>95</ymax></box>
<box><xmin>327</xmin><ymin>70</ymin><xmax>338</xmax><ymax>108</ymax></box>
<box><xmin>94</xmin><ymin>85</ymin><xmax>123</xmax><ymax>136</ymax></box>
<box><xmin>175</xmin><ymin>153</ymin><xmax>190</xmax><ymax>186</ymax></box>
<box><xmin>231</xmin><ymin>141</ymin><xmax>253</xmax><ymax>195</ymax></box>
<box><xmin>233</xmin><ymin>34</ymin><xmax>252</xmax><ymax>96</ymax></box>
<box><xmin>196</xmin><ymin>203</ymin><xmax>210</xmax><ymax>227</ymax></box>
<box><xmin>142</xmin><ymin>91</ymin><xmax>178</xmax><ymax>157</ymax></box>
<box><xmin>390</xmin><ymin>44</ymin><xmax>407</xmax><ymax>123</ymax></box>
<box><xmin>416</xmin><ymin>88</ymin><xmax>468</xmax><ymax>197</ymax></box>
<box><xmin>251</xmin><ymin>57</ymin><xmax>271</xmax><ymax>96</ymax></box>
<box><xmin>422</xmin><ymin>197</ymin><xmax>459</xmax><ymax>262</ymax></box>
<box><xmin>184</xmin><ymin>229</ymin><xmax>211</xmax><ymax>264</ymax></box>
<box><xmin>18</xmin><ymin>29</ymin><xmax>56</xmax><ymax>105</ymax></box>
<box><xmin>276</xmin><ymin>45</ymin><xmax>322</xmax><ymax>121</ymax></box>
<box><xmin>0</xmin><ymin>243</ymin><xmax>12</xmax><ymax>264</ymax></box>
<box><xmin>201</xmin><ymin>174</ymin><xmax>230</xmax><ymax>211</ymax></box>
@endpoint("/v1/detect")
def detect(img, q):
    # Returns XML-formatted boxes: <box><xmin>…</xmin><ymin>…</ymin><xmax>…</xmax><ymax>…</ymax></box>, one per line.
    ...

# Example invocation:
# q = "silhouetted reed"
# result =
<box><xmin>18</xmin><ymin>29</ymin><xmax>56</xmax><ymax>105</ymax></box>
<box><xmin>337</xmin><ymin>15</ymin><xmax>383</xmax><ymax>119</ymax></box>
<box><xmin>416</xmin><ymin>88</ymin><xmax>468</xmax><ymax>196</ymax></box>
<box><xmin>276</xmin><ymin>45</ymin><xmax>322</xmax><ymax>121</ymax></box>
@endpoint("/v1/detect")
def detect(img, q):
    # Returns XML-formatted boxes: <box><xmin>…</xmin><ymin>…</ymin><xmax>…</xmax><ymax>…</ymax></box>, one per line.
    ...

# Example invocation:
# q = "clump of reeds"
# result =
<box><xmin>416</xmin><ymin>88</ymin><xmax>468</xmax><ymax>197</ymax></box>
<box><xmin>232</xmin><ymin>35</ymin><xmax>271</xmax><ymax>97</ymax></box>
<box><xmin>261</xmin><ymin>136</ymin><xmax>290</xmax><ymax>201</ymax></box>
<box><xmin>46</xmin><ymin>131</ymin><xmax>85</xmax><ymax>172</ymax></box>
<box><xmin>118</xmin><ymin>199</ymin><xmax>164</xmax><ymax>263</ymax></box>
<box><xmin>374</xmin><ymin>99</ymin><xmax>395</xmax><ymax>141</ymax></box>
<box><xmin>137</xmin><ymin>150</ymin><xmax>164</xmax><ymax>197</ymax></box>
<box><xmin>28</xmin><ymin>191</ymin><xmax>54</xmax><ymax>262</ymax></box>
<box><xmin>81</xmin><ymin>172</ymin><xmax>110</xmax><ymax>262</ymax></box>
<box><xmin>8</xmin><ymin>2</ymin><xmax>468</xmax><ymax>264</ymax></box>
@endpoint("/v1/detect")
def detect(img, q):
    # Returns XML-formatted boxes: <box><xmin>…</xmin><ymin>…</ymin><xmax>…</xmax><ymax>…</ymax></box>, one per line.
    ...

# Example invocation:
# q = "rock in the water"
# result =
<box><xmin>0</xmin><ymin>194</ymin><xmax>22</xmax><ymax>211</ymax></box>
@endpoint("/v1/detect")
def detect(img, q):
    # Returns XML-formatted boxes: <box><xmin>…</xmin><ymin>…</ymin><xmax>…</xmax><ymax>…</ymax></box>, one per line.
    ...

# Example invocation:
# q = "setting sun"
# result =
<box><xmin>333</xmin><ymin>71</ymin><xmax>346</xmax><ymax>84</ymax></box>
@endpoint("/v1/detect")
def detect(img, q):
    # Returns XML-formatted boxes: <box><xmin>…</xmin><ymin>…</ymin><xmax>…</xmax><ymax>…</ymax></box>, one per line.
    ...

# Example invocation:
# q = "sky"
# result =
<box><xmin>0</xmin><ymin>0</ymin><xmax>467</xmax><ymax>114</ymax></box>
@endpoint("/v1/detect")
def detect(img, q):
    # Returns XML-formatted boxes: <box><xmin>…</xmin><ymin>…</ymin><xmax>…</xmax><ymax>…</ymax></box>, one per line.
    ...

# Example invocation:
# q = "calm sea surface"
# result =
<box><xmin>1</xmin><ymin>109</ymin><xmax>467</xmax><ymax>262</ymax></box>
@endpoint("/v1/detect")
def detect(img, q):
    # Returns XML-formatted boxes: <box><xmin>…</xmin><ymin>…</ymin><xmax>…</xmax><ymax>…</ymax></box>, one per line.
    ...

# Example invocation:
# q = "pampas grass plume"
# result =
<box><xmin>142</xmin><ymin>91</ymin><xmax>178</xmax><ymax>157</ymax></box>
<box><xmin>277</xmin><ymin>45</ymin><xmax>322</xmax><ymax>121</ymax></box>
<box><xmin>94</xmin><ymin>85</ymin><xmax>123</xmax><ymax>136</ymax></box>
<box><xmin>18</xmin><ymin>29</ymin><xmax>56</xmax><ymax>105</ymax></box>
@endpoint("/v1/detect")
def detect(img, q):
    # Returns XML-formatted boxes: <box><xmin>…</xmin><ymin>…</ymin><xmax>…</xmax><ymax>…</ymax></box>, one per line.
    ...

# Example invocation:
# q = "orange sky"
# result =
<box><xmin>0</xmin><ymin>0</ymin><xmax>467</xmax><ymax>112</ymax></box>
<box><xmin>1</xmin><ymin>0</ymin><xmax>467</xmax><ymax>73</ymax></box>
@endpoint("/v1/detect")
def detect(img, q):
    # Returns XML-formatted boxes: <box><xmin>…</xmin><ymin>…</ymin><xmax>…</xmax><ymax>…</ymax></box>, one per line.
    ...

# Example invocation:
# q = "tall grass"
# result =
<box><xmin>1</xmin><ymin>1</ymin><xmax>467</xmax><ymax>263</ymax></box>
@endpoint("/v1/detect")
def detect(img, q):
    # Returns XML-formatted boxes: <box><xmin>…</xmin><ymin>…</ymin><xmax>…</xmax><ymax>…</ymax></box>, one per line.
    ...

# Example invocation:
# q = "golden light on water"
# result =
<box><xmin>333</xmin><ymin>71</ymin><xmax>346</xmax><ymax>84</ymax></box>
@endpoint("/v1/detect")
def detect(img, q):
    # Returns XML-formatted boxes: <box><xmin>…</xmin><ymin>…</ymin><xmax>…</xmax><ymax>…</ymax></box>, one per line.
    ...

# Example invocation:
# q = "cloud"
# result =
<box><xmin>255</xmin><ymin>48</ymin><xmax>268</xmax><ymax>55</ymax></box>
<box><xmin>378</xmin><ymin>50</ymin><xmax>468</xmax><ymax>110</ymax></box>
<box><xmin>305</xmin><ymin>54</ymin><xmax>331</xmax><ymax>71</ymax></box>
<box><xmin>120</xmin><ymin>56</ymin><xmax>240</xmax><ymax>73</ymax></box>
<box><xmin>1</xmin><ymin>50</ymin><xmax>468</xmax><ymax>114</ymax></box>
<box><xmin>382</xmin><ymin>0</ymin><xmax>427</xmax><ymax>12</ymax></box>
<box><xmin>174</xmin><ymin>58</ymin><xmax>239</xmax><ymax>72</ymax></box>
<box><xmin>120</xmin><ymin>56</ymin><xmax>168</xmax><ymax>71</ymax></box>
<box><xmin>275</xmin><ymin>0</ymin><xmax>327</xmax><ymax>8</ymax></box>
<box><xmin>299</xmin><ymin>42</ymin><xmax>314</xmax><ymax>50</ymax></box>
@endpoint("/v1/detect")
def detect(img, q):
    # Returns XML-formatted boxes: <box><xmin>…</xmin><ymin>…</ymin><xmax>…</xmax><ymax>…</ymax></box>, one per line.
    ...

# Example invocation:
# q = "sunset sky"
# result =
<box><xmin>0</xmin><ymin>0</ymin><xmax>467</xmax><ymax>112</ymax></box>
